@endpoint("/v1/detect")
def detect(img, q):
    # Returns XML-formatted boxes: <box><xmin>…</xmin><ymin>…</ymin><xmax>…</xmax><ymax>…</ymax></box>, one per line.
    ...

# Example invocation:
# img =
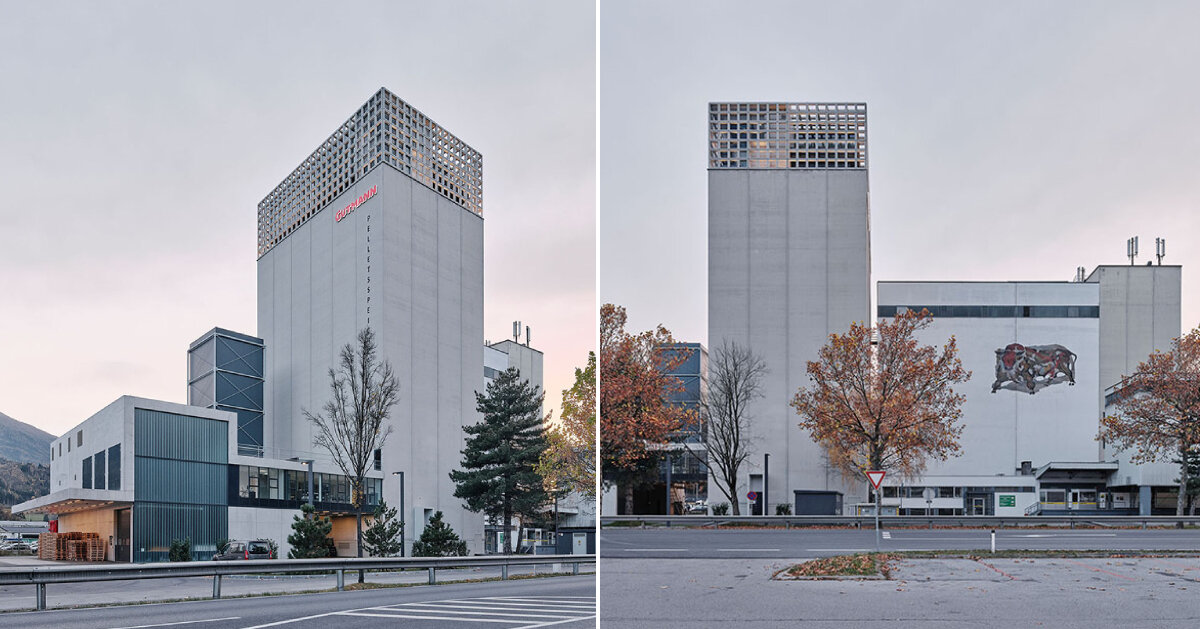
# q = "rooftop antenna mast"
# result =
<box><xmin>1156</xmin><ymin>238</ymin><xmax>1166</xmax><ymax>265</ymax></box>
<box><xmin>1127</xmin><ymin>236</ymin><xmax>1138</xmax><ymax>265</ymax></box>
<box><xmin>1074</xmin><ymin>266</ymin><xmax>1086</xmax><ymax>282</ymax></box>
<box><xmin>513</xmin><ymin>320</ymin><xmax>522</xmax><ymax>343</ymax></box>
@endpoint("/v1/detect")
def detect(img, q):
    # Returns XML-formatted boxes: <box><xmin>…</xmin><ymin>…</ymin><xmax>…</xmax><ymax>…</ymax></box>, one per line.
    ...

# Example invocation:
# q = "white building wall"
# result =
<box><xmin>1089</xmin><ymin>265</ymin><xmax>1183</xmax><ymax>488</ymax></box>
<box><xmin>709</xmin><ymin>169</ymin><xmax>871</xmax><ymax>510</ymax></box>
<box><xmin>877</xmin><ymin>282</ymin><xmax>1101</xmax><ymax>479</ymax></box>
<box><xmin>258</xmin><ymin>163</ymin><xmax>485</xmax><ymax>555</ymax></box>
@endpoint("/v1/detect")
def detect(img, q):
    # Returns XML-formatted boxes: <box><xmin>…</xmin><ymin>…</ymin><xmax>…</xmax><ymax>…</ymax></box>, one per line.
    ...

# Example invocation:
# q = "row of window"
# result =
<box><xmin>235</xmin><ymin>465</ymin><xmax>382</xmax><ymax>507</ymax></box>
<box><xmin>50</xmin><ymin>429</ymin><xmax>84</xmax><ymax>461</ymax></box>
<box><xmin>81</xmin><ymin>444</ymin><xmax>122</xmax><ymax>491</ymax></box>
<box><xmin>878</xmin><ymin>305</ymin><xmax>1101</xmax><ymax>319</ymax></box>
<box><xmin>882</xmin><ymin>485</ymin><xmax>1037</xmax><ymax>498</ymax></box>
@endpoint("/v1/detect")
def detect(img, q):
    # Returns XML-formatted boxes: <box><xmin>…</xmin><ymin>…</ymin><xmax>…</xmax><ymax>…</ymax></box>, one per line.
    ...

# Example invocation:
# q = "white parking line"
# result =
<box><xmin>107</xmin><ymin>619</ymin><xmax>241</xmax><ymax>629</ymax></box>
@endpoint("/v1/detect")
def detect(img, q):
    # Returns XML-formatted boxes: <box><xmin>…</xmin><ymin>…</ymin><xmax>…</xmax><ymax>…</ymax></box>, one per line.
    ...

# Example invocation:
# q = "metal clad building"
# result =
<box><xmin>707</xmin><ymin>102</ymin><xmax>872</xmax><ymax>513</ymax></box>
<box><xmin>257</xmin><ymin>88</ymin><xmax>485</xmax><ymax>553</ymax></box>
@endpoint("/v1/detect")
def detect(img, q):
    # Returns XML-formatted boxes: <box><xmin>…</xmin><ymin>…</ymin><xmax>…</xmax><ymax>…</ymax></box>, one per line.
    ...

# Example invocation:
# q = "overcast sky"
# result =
<box><xmin>600</xmin><ymin>0</ymin><xmax>1200</xmax><ymax>345</ymax></box>
<box><xmin>0</xmin><ymin>0</ymin><xmax>595</xmax><ymax>436</ymax></box>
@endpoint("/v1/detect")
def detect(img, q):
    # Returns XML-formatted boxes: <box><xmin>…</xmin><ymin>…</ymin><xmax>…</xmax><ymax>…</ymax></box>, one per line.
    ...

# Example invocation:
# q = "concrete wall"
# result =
<box><xmin>877</xmin><ymin>282</ymin><xmax>1101</xmax><ymax>478</ymax></box>
<box><xmin>708</xmin><ymin>168</ymin><xmax>871</xmax><ymax>510</ymax></box>
<box><xmin>228</xmin><ymin>506</ymin><xmax>297</xmax><ymax>558</ymax></box>
<box><xmin>258</xmin><ymin>163</ymin><xmax>485</xmax><ymax>555</ymax></box>
<box><xmin>1089</xmin><ymin>265</ymin><xmax>1183</xmax><ymax>488</ymax></box>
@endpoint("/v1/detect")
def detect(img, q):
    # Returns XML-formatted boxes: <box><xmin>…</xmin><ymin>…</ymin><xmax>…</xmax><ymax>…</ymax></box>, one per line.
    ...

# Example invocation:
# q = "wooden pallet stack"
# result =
<box><xmin>38</xmin><ymin>532</ymin><xmax>104</xmax><ymax>561</ymax></box>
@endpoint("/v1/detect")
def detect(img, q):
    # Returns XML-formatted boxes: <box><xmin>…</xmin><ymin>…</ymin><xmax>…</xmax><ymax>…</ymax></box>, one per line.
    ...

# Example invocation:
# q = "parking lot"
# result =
<box><xmin>601</xmin><ymin>556</ymin><xmax>1200</xmax><ymax>628</ymax></box>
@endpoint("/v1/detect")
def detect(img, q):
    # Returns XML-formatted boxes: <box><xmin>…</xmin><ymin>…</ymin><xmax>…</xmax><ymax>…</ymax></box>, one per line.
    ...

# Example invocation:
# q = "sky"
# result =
<box><xmin>0</xmin><ymin>0</ymin><xmax>596</xmax><ymax>436</ymax></box>
<box><xmin>600</xmin><ymin>0</ymin><xmax>1200</xmax><ymax>345</ymax></box>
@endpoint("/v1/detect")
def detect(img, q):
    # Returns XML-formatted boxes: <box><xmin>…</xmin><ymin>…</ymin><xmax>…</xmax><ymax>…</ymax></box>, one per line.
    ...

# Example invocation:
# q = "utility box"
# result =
<box><xmin>793</xmin><ymin>490</ymin><xmax>843</xmax><ymax>515</ymax></box>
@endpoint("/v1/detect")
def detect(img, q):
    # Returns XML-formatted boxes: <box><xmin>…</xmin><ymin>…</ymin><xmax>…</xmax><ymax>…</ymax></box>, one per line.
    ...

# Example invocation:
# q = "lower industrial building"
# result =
<box><xmin>16</xmin><ymin>396</ymin><xmax>382</xmax><ymax>562</ymax></box>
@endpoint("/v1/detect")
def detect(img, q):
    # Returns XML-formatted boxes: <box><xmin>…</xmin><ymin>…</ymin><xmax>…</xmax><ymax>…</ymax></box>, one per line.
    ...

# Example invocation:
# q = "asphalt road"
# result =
<box><xmin>1</xmin><ymin>576</ymin><xmax>596</xmax><ymax>629</ymax></box>
<box><xmin>601</xmin><ymin>527</ymin><xmax>1200</xmax><ymax>558</ymax></box>
<box><xmin>601</xmin><ymin>557</ymin><xmax>1200</xmax><ymax>629</ymax></box>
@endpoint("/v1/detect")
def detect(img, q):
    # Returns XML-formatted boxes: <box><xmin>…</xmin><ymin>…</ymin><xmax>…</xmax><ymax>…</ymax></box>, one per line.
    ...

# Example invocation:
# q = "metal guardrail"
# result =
<box><xmin>0</xmin><ymin>553</ymin><xmax>595</xmax><ymax>611</ymax></box>
<box><xmin>601</xmin><ymin>514</ymin><xmax>1200</xmax><ymax>529</ymax></box>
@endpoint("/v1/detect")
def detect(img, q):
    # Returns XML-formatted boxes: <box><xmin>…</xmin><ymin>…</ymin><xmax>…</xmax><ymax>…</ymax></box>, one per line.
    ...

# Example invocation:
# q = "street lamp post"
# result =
<box><xmin>391</xmin><ymin>471</ymin><xmax>405</xmax><ymax>556</ymax></box>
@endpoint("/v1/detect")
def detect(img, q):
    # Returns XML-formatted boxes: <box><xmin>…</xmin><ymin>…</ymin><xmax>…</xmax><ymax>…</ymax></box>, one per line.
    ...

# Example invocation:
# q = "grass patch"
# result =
<box><xmin>779</xmin><ymin>553</ymin><xmax>899</xmax><ymax>579</ymax></box>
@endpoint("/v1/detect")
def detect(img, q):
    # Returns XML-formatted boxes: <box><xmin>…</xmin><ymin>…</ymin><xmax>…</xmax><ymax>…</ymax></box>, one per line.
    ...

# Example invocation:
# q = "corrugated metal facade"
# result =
<box><xmin>133</xmin><ymin>409</ymin><xmax>228</xmax><ymax>562</ymax></box>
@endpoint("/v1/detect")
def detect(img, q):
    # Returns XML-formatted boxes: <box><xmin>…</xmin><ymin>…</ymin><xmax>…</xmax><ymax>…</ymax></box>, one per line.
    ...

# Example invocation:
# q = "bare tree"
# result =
<box><xmin>698</xmin><ymin>340</ymin><xmax>766</xmax><ymax>516</ymax></box>
<box><xmin>304</xmin><ymin>327</ymin><xmax>398</xmax><ymax>573</ymax></box>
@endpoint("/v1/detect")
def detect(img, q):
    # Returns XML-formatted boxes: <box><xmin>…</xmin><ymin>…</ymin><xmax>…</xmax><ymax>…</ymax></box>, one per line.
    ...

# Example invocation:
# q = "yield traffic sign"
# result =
<box><xmin>866</xmin><ymin>470</ymin><xmax>886</xmax><ymax>490</ymax></box>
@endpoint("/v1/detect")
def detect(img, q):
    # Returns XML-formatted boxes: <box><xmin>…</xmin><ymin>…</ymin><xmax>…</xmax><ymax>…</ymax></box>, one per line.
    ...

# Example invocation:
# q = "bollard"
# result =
<box><xmin>428</xmin><ymin>566</ymin><xmax>436</xmax><ymax>584</ymax></box>
<box><xmin>213</xmin><ymin>574</ymin><xmax>222</xmax><ymax>599</ymax></box>
<box><xmin>573</xmin><ymin>561</ymin><xmax>579</xmax><ymax>575</ymax></box>
<box><xmin>502</xmin><ymin>564</ymin><xmax>508</xmax><ymax>580</ymax></box>
<box><xmin>337</xmin><ymin>569</ymin><xmax>345</xmax><ymax>592</ymax></box>
<box><xmin>990</xmin><ymin>529</ymin><xmax>996</xmax><ymax>554</ymax></box>
<box><xmin>36</xmin><ymin>583</ymin><xmax>46</xmax><ymax>611</ymax></box>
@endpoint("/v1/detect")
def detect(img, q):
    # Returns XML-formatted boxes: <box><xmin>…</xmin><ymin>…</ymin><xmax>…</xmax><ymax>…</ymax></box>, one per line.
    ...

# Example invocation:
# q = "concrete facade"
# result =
<box><xmin>877</xmin><ymin>282</ymin><xmax>1102</xmax><ymax>477</ymax></box>
<box><xmin>708</xmin><ymin>167</ymin><xmax>871</xmax><ymax>513</ymax></box>
<box><xmin>258</xmin><ymin>91</ymin><xmax>486</xmax><ymax>554</ymax></box>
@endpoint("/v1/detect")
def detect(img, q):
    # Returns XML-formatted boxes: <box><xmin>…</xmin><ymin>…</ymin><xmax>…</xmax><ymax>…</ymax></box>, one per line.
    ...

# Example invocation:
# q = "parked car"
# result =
<box><xmin>213</xmin><ymin>540</ymin><xmax>274</xmax><ymax>560</ymax></box>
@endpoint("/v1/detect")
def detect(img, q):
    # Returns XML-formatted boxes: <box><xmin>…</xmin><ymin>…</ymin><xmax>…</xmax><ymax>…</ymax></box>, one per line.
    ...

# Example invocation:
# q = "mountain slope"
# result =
<box><xmin>0</xmin><ymin>411</ymin><xmax>55</xmax><ymax>465</ymax></box>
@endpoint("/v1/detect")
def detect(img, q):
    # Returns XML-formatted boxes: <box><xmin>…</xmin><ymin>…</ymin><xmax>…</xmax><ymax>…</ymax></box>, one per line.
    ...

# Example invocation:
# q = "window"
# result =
<box><xmin>94</xmin><ymin>450</ymin><xmax>106</xmax><ymax>490</ymax></box>
<box><xmin>373</xmin><ymin>449</ymin><xmax>382</xmax><ymax>471</ymax></box>
<box><xmin>108</xmin><ymin>444</ymin><xmax>121</xmax><ymax>491</ymax></box>
<box><xmin>82</xmin><ymin>456</ymin><xmax>92</xmax><ymax>489</ymax></box>
<box><xmin>77</xmin><ymin>430</ymin><xmax>83</xmax><ymax>447</ymax></box>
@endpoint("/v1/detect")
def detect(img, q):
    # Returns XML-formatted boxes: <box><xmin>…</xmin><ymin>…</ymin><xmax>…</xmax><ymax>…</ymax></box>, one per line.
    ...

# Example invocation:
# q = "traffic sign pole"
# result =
<box><xmin>865</xmin><ymin>471</ymin><xmax>886</xmax><ymax>553</ymax></box>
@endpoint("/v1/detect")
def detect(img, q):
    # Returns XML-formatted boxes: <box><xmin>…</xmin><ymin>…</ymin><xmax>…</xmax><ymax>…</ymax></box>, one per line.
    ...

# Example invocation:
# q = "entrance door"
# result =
<box><xmin>115</xmin><ymin>508</ymin><xmax>131</xmax><ymax>562</ymax></box>
<box><xmin>971</xmin><ymin>497</ymin><xmax>985</xmax><ymax>516</ymax></box>
<box><xmin>572</xmin><ymin>532</ymin><xmax>586</xmax><ymax>555</ymax></box>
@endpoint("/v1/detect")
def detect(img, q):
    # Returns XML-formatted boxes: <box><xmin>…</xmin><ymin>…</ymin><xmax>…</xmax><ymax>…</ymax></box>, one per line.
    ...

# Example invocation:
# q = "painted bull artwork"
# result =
<box><xmin>991</xmin><ymin>343</ymin><xmax>1077</xmax><ymax>394</ymax></box>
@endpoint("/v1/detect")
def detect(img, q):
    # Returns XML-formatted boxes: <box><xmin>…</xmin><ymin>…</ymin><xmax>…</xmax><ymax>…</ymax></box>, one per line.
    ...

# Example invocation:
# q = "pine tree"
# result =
<box><xmin>362</xmin><ymin>499</ymin><xmax>404</xmax><ymax>557</ymax></box>
<box><xmin>288</xmin><ymin>503</ymin><xmax>332</xmax><ymax>558</ymax></box>
<box><xmin>411</xmin><ymin>511</ymin><xmax>468</xmax><ymax>557</ymax></box>
<box><xmin>451</xmin><ymin>366</ymin><xmax>549</xmax><ymax>554</ymax></box>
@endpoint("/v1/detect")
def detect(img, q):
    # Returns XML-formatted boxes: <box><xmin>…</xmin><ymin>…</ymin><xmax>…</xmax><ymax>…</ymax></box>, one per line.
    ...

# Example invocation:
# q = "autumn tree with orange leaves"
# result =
<box><xmin>1100</xmin><ymin>328</ymin><xmax>1200</xmax><ymax>515</ymax></box>
<box><xmin>600</xmin><ymin>304</ymin><xmax>691</xmax><ymax>514</ymax></box>
<box><xmin>791</xmin><ymin>309</ymin><xmax>971</xmax><ymax>496</ymax></box>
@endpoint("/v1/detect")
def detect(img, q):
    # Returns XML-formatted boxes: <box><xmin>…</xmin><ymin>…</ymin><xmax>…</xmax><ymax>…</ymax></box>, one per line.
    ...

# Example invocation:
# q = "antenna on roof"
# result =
<box><xmin>1156</xmin><ymin>237</ymin><xmax>1166</xmax><ymax>265</ymax></box>
<box><xmin>1127</xmin><ymin>236</ymin><xmax>1139</xmax><ymax>265</ymax></box>
<box><xmin>513</xmin><ymin>321</ymin><xmax>521</xmax><ymax>343</ymax></box>
<box><xmin>525</xmin><ymin>326</ymin><xmax>531</xmax><ymax>347</ymax></box>
<box><xmin>1074</xmin><ymin>266</ymin><xmax>1086</xmax><ymax>282</ymax></box>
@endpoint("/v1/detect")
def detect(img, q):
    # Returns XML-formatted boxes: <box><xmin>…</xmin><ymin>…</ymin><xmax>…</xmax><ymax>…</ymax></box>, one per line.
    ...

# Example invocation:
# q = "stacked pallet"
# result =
<box><xmin>38</xmin><ymin>532</ymin><xmax>104</xmax><ymax>561</ymax></box>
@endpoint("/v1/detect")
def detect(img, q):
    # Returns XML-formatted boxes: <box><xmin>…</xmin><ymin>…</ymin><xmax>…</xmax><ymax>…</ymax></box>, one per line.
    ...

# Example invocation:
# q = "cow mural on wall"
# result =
<box><xmin>991</xmin><ymin>343</ymin><xmax>1077</xmax><ymax>394</ymax></box>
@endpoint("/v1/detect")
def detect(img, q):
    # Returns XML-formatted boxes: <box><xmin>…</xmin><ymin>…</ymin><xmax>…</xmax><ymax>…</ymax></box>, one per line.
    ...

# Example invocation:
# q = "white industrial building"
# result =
<box><xmin>705</xmin><ymin>100</ymin><xmax>1187</xmax><ymax>517</ymax></box>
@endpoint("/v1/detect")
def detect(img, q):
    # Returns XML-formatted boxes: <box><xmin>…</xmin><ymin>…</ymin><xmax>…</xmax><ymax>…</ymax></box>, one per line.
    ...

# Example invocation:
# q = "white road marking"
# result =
<box><xmin>240</xmin><ymin>611</ymin><xmax>340</xmax><ymax>628</ymax></box>
<box><xmin>337</xmin><ymin>612</ymin><xmax>520</xmax><ymax>623</ymax></box>
<box><xmin>620</xmin><ymin>548</ymin><xmax>687</xmax><ymax>552</ymax></box>
<box><xmin>328</xmin><ymin>596</ymin><xmax>598</xmax><ymax>629</ymax></box>
<box><xmin>398</xmin><ymin>604</ymin><xmax>575</xmax><ymax>618</ymax></box>
<box><xmin>107</xmin><ymin>619</ymin><xmax>241</xmax><ymax>629</ymax></box>
<box><xmin>882</xmin><ymin>532</ymin><xmax>892</xmax><ymax>539</ymax></box>
<box><xmin>437</xmin><ymin>600</ymin><xmax>596</xmax><ymax>610</ymax></box>
<box><xmin>716</xmin><ymin>548</ymin><xmax>781</xmax><ymax>552</ymax></box>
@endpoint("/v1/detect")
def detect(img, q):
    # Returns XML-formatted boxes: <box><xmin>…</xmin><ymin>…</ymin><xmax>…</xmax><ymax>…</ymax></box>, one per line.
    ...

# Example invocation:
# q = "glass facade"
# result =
<box><xmin>187</xmin><ymin>329</ymin><xmax>265</xmax><ymax>456</ymax></box>
<box><xmin>133</xmin><ymin>408</ymin><xmax>228</xmax><ymax>562</ymax></box>
<box><xmin>229</xmin><ymin>464</ymin><xmax>380</xmax><ymax>512</ymax></box>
